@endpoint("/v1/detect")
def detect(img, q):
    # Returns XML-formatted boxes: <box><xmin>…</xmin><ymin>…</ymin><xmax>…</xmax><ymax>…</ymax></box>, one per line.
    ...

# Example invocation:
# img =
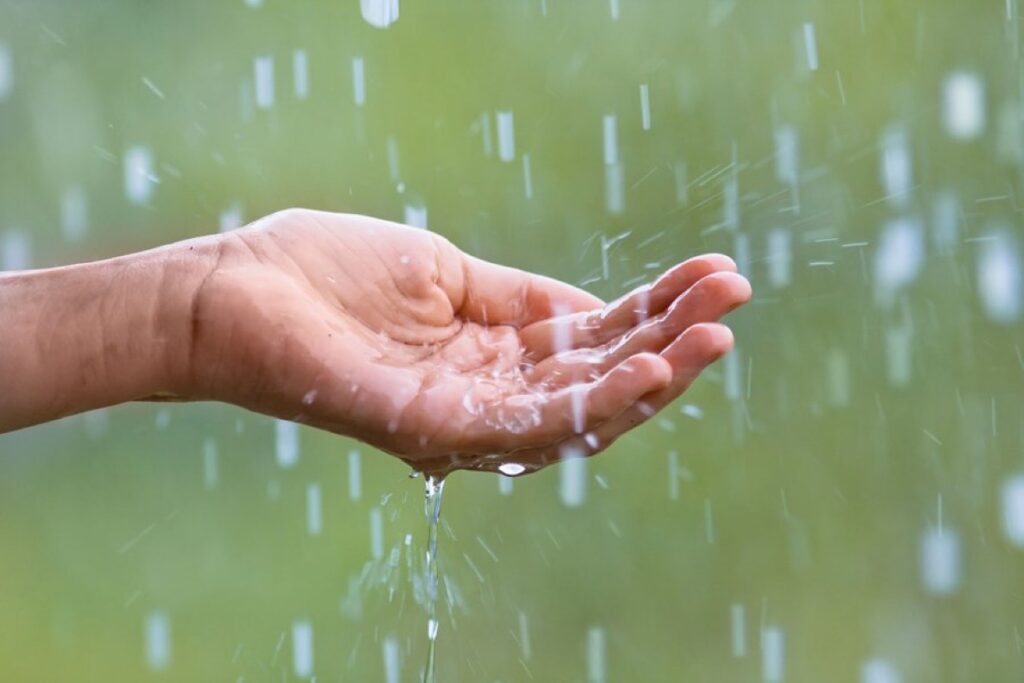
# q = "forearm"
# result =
<box><xmin>0</xmin><ymin>238</ymin><xmax>219</xmax><ymax>432</ymax></box>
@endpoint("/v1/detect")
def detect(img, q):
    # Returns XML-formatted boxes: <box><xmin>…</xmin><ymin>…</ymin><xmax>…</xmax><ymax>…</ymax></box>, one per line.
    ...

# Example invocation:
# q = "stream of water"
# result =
<box><xmin>421</xmin><ymin>475</ymin><xmax>446</xmax><ymax>683</ymax></box>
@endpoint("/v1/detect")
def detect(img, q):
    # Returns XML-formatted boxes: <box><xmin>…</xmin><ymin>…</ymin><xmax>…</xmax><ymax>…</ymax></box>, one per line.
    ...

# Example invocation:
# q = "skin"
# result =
<box><xmin>0</xmin><ymin>209</ymin><xmax>752</xmax><ymax>478</ymax></box>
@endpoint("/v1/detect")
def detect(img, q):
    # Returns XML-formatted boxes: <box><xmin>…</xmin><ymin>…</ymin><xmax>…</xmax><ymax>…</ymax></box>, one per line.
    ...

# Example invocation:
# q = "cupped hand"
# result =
<box><xmin>188</xmin><ymin>209</ymin><xmax>751</xmax><ymax>477</ymax></box>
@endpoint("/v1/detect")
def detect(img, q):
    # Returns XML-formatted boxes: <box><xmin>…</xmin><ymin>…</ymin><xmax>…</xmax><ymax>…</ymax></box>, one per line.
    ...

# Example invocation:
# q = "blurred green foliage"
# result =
<box><xmin>1</xmin><ymin>0</ymin><xmax>1023</xmax><ymax>680</ymax></box>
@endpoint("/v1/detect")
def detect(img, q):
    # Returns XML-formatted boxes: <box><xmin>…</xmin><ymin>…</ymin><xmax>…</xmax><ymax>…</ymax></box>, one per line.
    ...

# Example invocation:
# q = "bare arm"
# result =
<box><xmin>0</xmin><ymin>239</ymin><xmax>218</xmax><ymax>432</ymax></box>
<box><xmin>0</xmin><ymin>209</ymin><xmax>751</xmax><ymax>477</ymax></box>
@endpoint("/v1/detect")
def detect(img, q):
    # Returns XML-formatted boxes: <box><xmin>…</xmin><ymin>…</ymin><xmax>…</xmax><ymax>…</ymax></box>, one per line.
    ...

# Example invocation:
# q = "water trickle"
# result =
<box><xmin>421</xmin><ymin>475</ymin><xmax>446</xmax><ymax>683</ymax></box>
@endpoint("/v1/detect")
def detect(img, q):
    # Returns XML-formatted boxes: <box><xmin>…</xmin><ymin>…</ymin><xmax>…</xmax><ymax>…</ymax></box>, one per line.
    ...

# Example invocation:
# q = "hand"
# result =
<box><xmin>188</xmin><ymin>209</ymin><xmax>752</xmax><ymax>477</ymax></box>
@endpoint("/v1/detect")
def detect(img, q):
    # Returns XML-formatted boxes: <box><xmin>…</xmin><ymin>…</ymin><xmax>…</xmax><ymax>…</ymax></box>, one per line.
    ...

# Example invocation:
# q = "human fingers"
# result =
<box><xmin>481</xmin><ymin>323</ymin><xmax>735</xmax><ymax>471</ymax></box>
<box><xmin>527</xmin><ymin>271</ymin><xmax>749</xmax><ymax>387</ymax></box>
<box><xmin>519</xmin><ymin>253</ymin><xmax>737</xmax><ymax>361</ymax></box>
<box><xmin>457</xmin><ymin>253</ymin><xmax>605</xmax><ymax>328</ymax></box>
<box><xmin>457</xmin><ymin>352</ymin><xmax>672</xmax><ymax>454</ymax></box>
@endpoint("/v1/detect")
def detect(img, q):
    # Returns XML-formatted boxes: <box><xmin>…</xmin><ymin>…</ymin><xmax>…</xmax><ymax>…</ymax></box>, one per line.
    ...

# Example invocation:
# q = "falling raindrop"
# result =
<box><xmin>879</xmin><ymin>126</ymin><xmax>912</xmax><ymax>206</ymax></box>
<box><xmin>293</xmin><ymin>49</ymin><xmax>309</xmax><ymax>99</ymax></box>
<box><xmin>861</xmin><ymin>659</ymin><xmax>902</xmax><ymax>683</ymax></box>
<box><xmin>253</xmin><ymin>55</ymin><xmax>274</xmax><ymax>109</ymax></box>
<box><xmin>361</xmin><ymin>0</ymin><xmax>400</xmax><ymax>29</ymax></box>
<box><xmin>144</xmin><ymin>611</ymin><xmax>171</xmax><ymax>671</ymax></box>
<box><xmin>275</xmin><ymin>419</ymin><xmax>299</xmax><ymax>468</ymax></box>
<box><xmin>202</xmin><ymin>438</ymin><xmax>218</xmax><ymax>490</ymax></box>
<box><xmin>730</xmin><ymin>604</ymin><xmax>746</xmax><ymax>658</ymax></box>
<box><xmin>0</xmin><ymin>42</ymin><xmax>12</xmax><ymax>100</ymax></box>
<box><xmin>522</xmin><ymin>154</ymin><xmax>534</xmax><ymax>199</ymax></box>
<box><xmin>404</xmin><ymin>203</ymin><xmax>428</xmax><ymax>229</ymax></box>
<box><xmin>496</xmin><ymin>110</ymin><xmax>516</xmax><ymax>162</ymax></box>
<box><xmin>352</xmin><ymin>57</ymin><xmax>366</xmax><ymax>106</ymax></box>
<box><xmin>639</xmin><ymin>84</ymin><xmax>651</xmax><ymax>130</ymax></box>
<box><xmin>124</xmin><ymin>146</ymin><xmax>156</xmax><ymax>204</ymax></box>
<box><xmin>761</xmin><ymin>627</ymin><xmax>785</xmax><ymax>683</ymax></box>
<box><xmin>349</xmin><ymin>450</ymin><xmax>363</xmax><ymax>501</ymax></box>
<box><xmin>1</xmin><ymin>230</ymin><xmax>31</xmax><ymax>271</ymax></box>
<box><xmin>976</xmin><ymin>229</ymin><xmax>1021</xmax><ymax>324</ymax></box>
<box><xmin>942</xmin><ymin>71</ymin><xmax>985</xmax><ymax>140</ymax></box>
<box><xmin>766</xmin><ymin>229</ymin><xmax>792</xmax><ymax>289</ymax></box>
<box><xmin>306</xmin><ymin>483</ymin><xmax>322</xmax><ymax>536</ymax></box>
<box><xmin>559</xmin><ymin>444</ymin><xmax>587</xmax><ymax>508</ymax></box>
<box><xmin>874</xmin><ymin>218</ymin><xmax>923</xmax><ymax>305</ymax></box>
<box><xmin>370</xmin><ymin>507</ymin><xmax>384</xmax><ymax>560</ymax></box>
<box><xmin>1001</xmin><ymin>475</ymin><xmax>1024</xmax><ymax>546</ymax></box>
<box><xmin>292</xmin><ymin>620</ymin><xmax>314</xmax><ymax>678</ymax></box>
<box><xmin>60</xmin><ymin>186</ymin><xmax>88</xmax><ymax>241</ymax></box>
<box><xmin>920</xmin><ymin>527</ymin><xmax>960</xmax><ymax>595</ymax></box>
<box><xmin>219</xmin><ymin>203</ymin><xmax>243</xmax><ymax>232</ymax></box>
<box><xmin>802</xmin><ymin>23</ymin><xmax>819</xmax><ymax>71</ymax></box>
<box><xmin>586</xmin><ymin>627</ymin><xmax>606</xmax><ymax>683</ymax></box>
<box><xmin>382</xmin><ymin>636</ymin><xmax>400</xmax><ymax>683</ymax></box>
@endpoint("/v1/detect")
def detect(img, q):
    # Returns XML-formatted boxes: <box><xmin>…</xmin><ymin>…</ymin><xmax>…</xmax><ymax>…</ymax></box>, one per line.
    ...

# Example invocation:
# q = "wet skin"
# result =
<box><xmin>0</xmin><ymin>209</ymin><xmax>752</xmax><ymax>478</ymax></box>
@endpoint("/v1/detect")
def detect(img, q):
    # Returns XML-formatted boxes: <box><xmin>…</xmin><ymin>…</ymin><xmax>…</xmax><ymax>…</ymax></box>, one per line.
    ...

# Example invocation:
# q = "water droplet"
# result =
<box><xmin>498</xmin><ymin>463</ymin><xmax>526</xmax><ymax>477</ymax></box>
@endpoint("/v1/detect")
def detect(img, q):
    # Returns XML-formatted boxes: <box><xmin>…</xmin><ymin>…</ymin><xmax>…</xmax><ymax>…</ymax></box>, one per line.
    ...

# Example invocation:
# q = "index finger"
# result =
<box><xmin>456</xmin><ymin>254</ymin><xmax>605</xmax><ymax>328</ymax></box>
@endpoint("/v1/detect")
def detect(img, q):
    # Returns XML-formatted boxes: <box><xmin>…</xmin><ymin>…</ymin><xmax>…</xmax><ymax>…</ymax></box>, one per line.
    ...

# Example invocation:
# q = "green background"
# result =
<box><xmin>1</xmin><ymin>0</ymin><xmax>1023</xmax><ymax>681</ymax></box>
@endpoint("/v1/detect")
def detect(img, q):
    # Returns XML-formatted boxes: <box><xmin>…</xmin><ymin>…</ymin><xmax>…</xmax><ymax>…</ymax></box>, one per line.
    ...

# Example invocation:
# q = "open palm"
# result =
<box><xmin>189</xmin><ymin>209</ymin><xmax>751</xmax><ymax>477</ymax></box>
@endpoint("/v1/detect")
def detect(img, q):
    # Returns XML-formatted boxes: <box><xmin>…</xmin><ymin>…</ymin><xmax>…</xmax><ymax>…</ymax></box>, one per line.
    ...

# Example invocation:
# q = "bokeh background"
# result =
<box><xmin>1</xmin><ymin>0</ymin><xmax>1023</xmax><ymax>681</ymax></box>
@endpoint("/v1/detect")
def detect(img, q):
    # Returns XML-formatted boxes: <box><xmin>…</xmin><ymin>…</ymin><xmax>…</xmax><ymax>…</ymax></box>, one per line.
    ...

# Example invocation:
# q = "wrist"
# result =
<box><xmin>135</xmin><ymin>235</ymin><xmax>224</xmax><ymax>401</ymax></box>
<box><xmin>0</xmin><ymin>233</ymin><xmax>223</xmax><ymax>432</ymax></box>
